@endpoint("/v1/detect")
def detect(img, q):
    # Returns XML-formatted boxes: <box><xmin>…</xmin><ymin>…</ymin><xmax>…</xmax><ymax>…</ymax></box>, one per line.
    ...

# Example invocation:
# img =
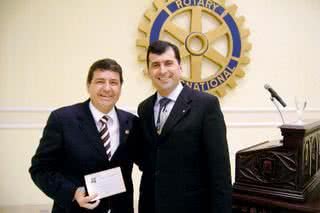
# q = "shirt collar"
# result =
<box><xmin>89</xmin><ymin>101</ymin><xmax>117</xmax><ymax>125</ymax></box>
<box><xmin>156</xmin><ymin>83</ymin><xmax>183</xmax><ymax>103</ymax></box>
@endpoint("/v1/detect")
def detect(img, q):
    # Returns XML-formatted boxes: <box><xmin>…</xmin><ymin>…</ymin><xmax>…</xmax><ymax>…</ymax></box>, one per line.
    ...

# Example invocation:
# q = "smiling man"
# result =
<box><xmin>29</xmin><ymin>58</ymin><xmax>137</xmax><ymax>213</ymax></box>
<box><xmin>134</xmin><ymin>40</ymin><xmax>232</xmax><ymax>213</ymax></box>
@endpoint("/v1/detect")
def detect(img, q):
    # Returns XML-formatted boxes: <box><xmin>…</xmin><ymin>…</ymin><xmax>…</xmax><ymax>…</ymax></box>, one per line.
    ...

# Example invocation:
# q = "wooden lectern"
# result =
<box><xmin>232</xmin><ymin>120</ymin><xmax>320</xmax><ymax>212</ymax></box>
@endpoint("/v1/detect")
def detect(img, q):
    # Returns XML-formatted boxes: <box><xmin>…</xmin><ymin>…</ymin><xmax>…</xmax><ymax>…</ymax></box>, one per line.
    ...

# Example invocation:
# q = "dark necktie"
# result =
<box><xmin>100</xmin><ymin>116</ymin><xmax>112</xmax><ymax>160</ymax></box>
<box><xmin>156</xmin><ymin>97</ymin><xmax>171</xmax><ymax>134</ymax></box>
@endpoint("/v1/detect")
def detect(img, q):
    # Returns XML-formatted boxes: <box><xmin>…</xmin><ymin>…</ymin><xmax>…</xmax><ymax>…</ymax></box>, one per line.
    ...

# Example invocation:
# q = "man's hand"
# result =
<box><xmin>74</xmin><ymin>187</ymin><xmax>100</xmax><ymax>209</ymax></box>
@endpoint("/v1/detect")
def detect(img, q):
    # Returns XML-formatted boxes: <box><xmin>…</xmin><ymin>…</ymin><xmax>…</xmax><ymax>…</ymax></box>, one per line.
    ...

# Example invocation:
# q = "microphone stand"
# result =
<box><xmin>270</xmin><ymin>96</ymin><xmax>285</xmax><ymax>124</ymax></box>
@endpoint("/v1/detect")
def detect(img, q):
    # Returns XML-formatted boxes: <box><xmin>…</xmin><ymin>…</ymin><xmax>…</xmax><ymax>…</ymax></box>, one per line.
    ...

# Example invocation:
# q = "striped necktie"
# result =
<box><xmin>100</xmin><ymin>116</ymin><xmax>112</xmax><ymax>160</ymax></box>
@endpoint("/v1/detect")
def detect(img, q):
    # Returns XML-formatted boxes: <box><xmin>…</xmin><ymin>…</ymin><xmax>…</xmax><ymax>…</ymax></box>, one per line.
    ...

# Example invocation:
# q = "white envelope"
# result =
<box><xmin>84</xmin><ymin>167</ymin><xmax>126</xmax><ymax>201</ymax></box>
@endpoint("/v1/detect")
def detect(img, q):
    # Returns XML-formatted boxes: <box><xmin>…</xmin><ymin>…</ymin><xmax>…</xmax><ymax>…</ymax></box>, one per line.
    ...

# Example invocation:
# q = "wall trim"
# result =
<box><xmin>1</xmin><ymin>106</ymin><xmax>320</xmax><ymax>113</ymax></box>
<box><xmin>1</xmin><ymin>107</ymin><xmax>320</xmax><ymax>129</ymax></box>
<box><xmin>0</xmin><ymin>122</ymin><xmax>284</xmax><ymax>129</ymax></box>
<box><xmin>0</xmin><ymin>107</ymin><xmax>55</xmax><ymax>112</ymax></box>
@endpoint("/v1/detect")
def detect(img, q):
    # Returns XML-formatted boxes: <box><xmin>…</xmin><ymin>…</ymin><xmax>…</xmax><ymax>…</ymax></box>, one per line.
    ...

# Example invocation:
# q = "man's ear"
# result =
<box><xmin>144</xmin><ymin>67</ymin><xmax>150</xmax><ymax>77</ymax></box>
<box><xmin>86</xmin><ymin>83</ymin><xmax>90</xmax><ymax>92</ymax></box>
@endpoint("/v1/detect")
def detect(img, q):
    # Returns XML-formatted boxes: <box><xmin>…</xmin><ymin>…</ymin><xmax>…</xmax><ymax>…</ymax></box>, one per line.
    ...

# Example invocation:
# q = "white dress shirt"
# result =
<box><xmin>89</xmin><ymin>102</ymin><xmax>120</xmax><ymax>159</ymax></box>
<box><xmin>154</xmin><ymin>83</ymin><xmax>184</xmax><ymax>129</ymax></box>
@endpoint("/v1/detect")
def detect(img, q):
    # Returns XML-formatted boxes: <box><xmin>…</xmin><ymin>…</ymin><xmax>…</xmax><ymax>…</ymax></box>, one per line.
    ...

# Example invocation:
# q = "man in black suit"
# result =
<box><xmin>29</xmin><ymin>58</ymin><xmax>137</xmax><ymax>213</ymax></box>
<box><xmin>135</xmin><ymin>40</ymin><xmax>232</xmax><ymax>213</ymax></box>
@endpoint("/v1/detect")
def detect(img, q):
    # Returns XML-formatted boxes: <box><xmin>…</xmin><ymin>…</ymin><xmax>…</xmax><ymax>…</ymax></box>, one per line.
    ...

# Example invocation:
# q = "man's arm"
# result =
<box><xmin>29</xmin><ymin>111</ymin><xmax>77</xmax><ymax>209</ymax></box>
<box><xmin>202</xmin><ymin>96</ymin><xmax>232</xmax><ymax>213</ymax></box>
<box><xmin>128</xmin><ymin>107</ymin><xmax>144</xmax><ymax>170</ymax></box>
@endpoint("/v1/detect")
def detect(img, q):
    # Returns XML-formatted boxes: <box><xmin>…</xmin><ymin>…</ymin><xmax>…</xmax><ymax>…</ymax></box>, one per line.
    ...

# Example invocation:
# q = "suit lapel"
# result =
<box><xmin>77</xmin><ymin>100</ymin><xmax>108</xmax><ymax>160</ymax></box>
<box><xmin>111</xmin><ymin>108</ymin><xmax>131</xmax><ymax>161</ymax></box>
<box><xmin>161</xmin><ymin>86</ymin><xmax>192</xmax><ymax>137</ymax></box>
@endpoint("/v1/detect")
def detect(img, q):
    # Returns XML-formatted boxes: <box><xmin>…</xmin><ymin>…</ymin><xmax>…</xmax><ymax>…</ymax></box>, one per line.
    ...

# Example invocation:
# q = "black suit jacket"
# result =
<box><xmin>29</xmin><ymin>100</ymin><xmax>137</xmax><ymax>213</ymax></box>
<box><xmin>135</xmin><ymin>86</ymin><xmax>232</xmax><ymax>213</ymax></box>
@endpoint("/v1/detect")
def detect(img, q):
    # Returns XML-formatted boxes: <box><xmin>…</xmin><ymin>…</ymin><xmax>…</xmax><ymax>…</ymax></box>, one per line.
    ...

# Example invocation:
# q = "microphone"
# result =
<box><xmin>264</xmin><ymin>84</ymin><xmax>287</xmax><ymax>107</ymax></box>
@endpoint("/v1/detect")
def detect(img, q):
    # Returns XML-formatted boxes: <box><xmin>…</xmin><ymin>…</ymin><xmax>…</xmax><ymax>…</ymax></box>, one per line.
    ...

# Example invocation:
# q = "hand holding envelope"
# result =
<box><xmin>84</xmin><ymin>167</ymin><xmax>126</xmax><ymax>201</ymax></box>
<box><xmin>74</xmin><ymin>187</ymin><xmax>100</xmax><ymax>209</ymax></box>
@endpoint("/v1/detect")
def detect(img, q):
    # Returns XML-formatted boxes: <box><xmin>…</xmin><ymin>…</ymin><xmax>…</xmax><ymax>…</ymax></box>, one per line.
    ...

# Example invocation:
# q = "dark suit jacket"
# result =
<box><xmin>135</xmin><ymin>86</ymin><xmax>232</xmax><ymax>213</ymax></box>
<box><xmin>29</xmin><ymin>100</ymin><xmax>137</xmax><ymax>213</ymax></box>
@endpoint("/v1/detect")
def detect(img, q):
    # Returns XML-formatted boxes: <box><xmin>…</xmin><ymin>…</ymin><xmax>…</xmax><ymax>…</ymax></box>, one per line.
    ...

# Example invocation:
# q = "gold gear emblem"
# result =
<box><xmin>136</xmin><ymin>0</ymin><xmax>251</xmax><ymax>97</ymax></box>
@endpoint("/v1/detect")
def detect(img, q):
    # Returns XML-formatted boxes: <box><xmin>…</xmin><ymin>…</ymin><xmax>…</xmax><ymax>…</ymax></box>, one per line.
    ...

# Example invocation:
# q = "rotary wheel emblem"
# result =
<box><xmin>136</xmin><ymin>0</ymin><xmax>251</xmax><ymax>97</ymax></box>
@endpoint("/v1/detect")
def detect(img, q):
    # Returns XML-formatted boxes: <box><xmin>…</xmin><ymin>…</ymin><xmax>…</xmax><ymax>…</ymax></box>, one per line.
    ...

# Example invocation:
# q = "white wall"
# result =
<box><xmin>1</xmin><ymin>0</ymin><xmax>320</xmax><ymax>209</ymax></box>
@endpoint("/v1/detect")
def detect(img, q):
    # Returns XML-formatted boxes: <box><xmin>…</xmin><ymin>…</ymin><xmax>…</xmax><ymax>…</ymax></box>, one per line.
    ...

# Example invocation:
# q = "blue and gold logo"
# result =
<box><xmin>137</xmin><ymin>0</ymin><xmax>251</xmax><ymax>97</ymax></box>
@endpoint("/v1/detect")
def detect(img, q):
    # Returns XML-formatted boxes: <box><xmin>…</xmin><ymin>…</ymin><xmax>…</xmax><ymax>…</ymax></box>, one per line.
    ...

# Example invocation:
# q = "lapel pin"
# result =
<box><xmin>125</xmin><ymin>129</ymin><xmax>130</xmax><ymax>134</ymax></box>
<box><xmin>182</xmin><ymin>110</ymin><xmax>186</xmax><ymax>113</ymax></box>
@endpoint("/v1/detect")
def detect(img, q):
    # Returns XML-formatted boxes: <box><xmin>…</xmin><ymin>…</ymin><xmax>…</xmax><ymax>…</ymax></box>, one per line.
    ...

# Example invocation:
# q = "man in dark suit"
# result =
<box><xmin>29</xmin><ymin>58</ymin><xmax>137</xmax><ymax>213</ymax></box>
<box><xmin>135</xmin><ymin>40</ymin><xmax>232</xmax><ymax>213</ymax></box>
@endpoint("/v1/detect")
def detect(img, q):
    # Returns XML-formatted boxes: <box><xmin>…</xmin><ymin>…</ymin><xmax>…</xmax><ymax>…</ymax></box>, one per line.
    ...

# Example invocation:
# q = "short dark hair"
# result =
<box><xmin>146</xmin><ymin>40</ymin><xmax>181</xmax><ymax>67</ymax></box>
<box><xmin>87</xmin><ymin>58</ymin><xmax>123</xmax><ymax>85</ymax></box>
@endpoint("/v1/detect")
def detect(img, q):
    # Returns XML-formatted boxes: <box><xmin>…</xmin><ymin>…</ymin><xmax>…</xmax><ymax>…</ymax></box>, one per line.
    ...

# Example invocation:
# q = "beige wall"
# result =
<box><xmin>1</xmin><ymin>0</ymin><xmax>320</xmax><ymax>210</ymax></box>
